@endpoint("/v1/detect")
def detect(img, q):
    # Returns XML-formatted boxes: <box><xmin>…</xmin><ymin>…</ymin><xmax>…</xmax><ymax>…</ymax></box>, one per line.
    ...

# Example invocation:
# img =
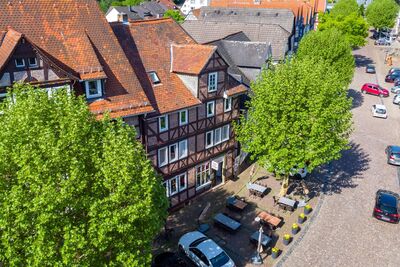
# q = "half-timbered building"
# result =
<box><xmin>112</xmin><ymin>18</ymin><xmax>247</xmax><ymax>208</ymax></box>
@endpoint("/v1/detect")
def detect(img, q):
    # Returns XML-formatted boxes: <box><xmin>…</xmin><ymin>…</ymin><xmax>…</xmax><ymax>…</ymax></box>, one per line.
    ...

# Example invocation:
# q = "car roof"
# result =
<box><xmin>364</xmin><ymin>83</ymin><xmax>379</xmax><ymax>86</ymax></box>
<box><xmin>179</xmin><ymin>231</ymin><xmax>207</xmax><ymax>248</ymax></box>
<box><xmin>196</xmin><ymin>239</ymin><xmax>224</xmax><ymax>260</ymax></box>
<box><xmin>367</xmin><ymin>64</ymin><xmax>375</xmax><ymax>67</ymax></box>
<box><xmin>389</xmin><ymin>145</ymin><xmax>400</xmax><ymax>152</ymax></box>
<box><xmin>378</xmin><ymin>191</ymin><xmax>398</xmax><ymax>207</ymax></box>
<box><xmin>374</xmin><ymin>104</ymin><xmax>386</xmax><ymax>109</ymax></box>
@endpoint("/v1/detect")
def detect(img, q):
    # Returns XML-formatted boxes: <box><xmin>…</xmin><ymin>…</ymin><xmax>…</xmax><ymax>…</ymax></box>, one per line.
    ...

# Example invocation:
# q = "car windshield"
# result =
<box><xmin>376</xmin><ymin>108</ymin><xmax>386</xmax><ymax>114</ymax></box>
<box><xmin>210</xmin><ymin>252</ymin><xmax>230</xmax><ymax>267</ymax></box>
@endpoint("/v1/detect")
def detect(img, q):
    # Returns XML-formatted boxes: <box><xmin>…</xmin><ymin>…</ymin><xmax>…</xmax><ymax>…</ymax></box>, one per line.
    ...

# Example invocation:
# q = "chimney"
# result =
<box><xmin>117</xmin><ymin>13</ymin><xmax>129</xmax><ymax>24</ymax></box>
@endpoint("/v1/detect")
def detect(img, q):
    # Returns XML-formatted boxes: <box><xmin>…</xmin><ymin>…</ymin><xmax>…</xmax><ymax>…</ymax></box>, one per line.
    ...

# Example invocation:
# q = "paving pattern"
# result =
<box><xmin>280</xmin><ymin>39</ymin><xmax>400</xmax><ymax>267</ymax></box>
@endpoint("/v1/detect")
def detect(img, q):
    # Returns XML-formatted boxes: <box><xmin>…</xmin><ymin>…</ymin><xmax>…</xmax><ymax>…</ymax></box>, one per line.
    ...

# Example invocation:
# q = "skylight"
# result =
<box><xmin>148</xmin><ymin>71</ymin><xmax>160</xmax><ymax>84</ymax></box>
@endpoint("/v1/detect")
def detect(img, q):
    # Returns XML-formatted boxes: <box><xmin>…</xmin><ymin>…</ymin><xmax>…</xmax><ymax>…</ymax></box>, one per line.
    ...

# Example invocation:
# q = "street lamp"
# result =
<box><xmin>251</xmin><ymin>217</ymin><xmax>263</xmax><ymax>265</ymax></box>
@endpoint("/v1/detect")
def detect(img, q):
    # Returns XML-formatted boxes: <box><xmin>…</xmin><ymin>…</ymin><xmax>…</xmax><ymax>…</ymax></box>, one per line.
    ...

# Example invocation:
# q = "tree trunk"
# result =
<box><xmin>279</xmin><ymin>175</ymin><xmax>289</xmax><ymax>197</ymax></box>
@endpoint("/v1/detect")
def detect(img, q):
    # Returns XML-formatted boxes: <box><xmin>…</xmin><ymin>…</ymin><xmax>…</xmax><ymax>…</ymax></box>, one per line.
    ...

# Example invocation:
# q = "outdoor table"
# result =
<box><xmin>247</xmin><ymin>183</ymin><xmax>268</xmax><ymax>197</ymax></box>
<box><xmin>213</xmin><ymin>213</ymin><xmax>241</xmax><ymax>232</ymax></box>
<box><xmin>256</xmin><ymin>211</ymin><xmax>282</xmax><ymax>228</ymax></box>
<box><xmin>226</xmin><ymin>196</ymin><xmax>248</xmax><ymax>211</ymax></box>
<box><xmin>250</xmin><ymin>231</ymin><xmax>272</xmax><ymax>248</ymax></box>
<box><xmin>278</xmin><ymin>197</ymin><xmax>296</xmax><ymax>211</ymax></box>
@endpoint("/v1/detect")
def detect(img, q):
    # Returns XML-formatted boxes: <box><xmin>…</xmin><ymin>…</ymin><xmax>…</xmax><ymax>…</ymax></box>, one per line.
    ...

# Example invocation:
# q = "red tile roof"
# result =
<box><xmin>171</xmin><ymin>44</ymin><xmax>217</xmax><ymax>75</ymax></box>
<box><xmin>112</xmin><ymin>18</ymin><xmax>204</xmax><ymax>114</ymax></box>
<box><xmin>0</xmin><ymin>28</ymin><xmax>22</xmax><ymax>73</ymax></box>
<box><xmin>226</xmin><ymin>84</ymin><xmax>247</xmax><ymax>96</ymax></box>
<box><xmin>0</xmin><ymin>0</ymin><xmax>154</xmax><ymax>118</ymax></box>
<box><xmin>210</xmin><ymin>0</ymin><xmax>321</xmax><ymax>24</ymax></box>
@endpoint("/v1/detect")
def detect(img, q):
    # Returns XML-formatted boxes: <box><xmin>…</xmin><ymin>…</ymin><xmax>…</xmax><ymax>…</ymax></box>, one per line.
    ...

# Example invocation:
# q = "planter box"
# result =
<box><xmin>283</xmin><ymin>237</ymin><xmax>291</xmax><ymax>246</ymax></box>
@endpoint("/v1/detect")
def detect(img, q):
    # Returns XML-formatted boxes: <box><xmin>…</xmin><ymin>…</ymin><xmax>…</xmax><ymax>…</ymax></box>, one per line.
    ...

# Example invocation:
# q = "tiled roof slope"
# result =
<box><xmin>0</xmin><ymin>28</ymin><xmax>22</xmax><ymax>72</ymax></box>
<box><xmin>0</xmin><ymin>0</ymin><xmax>153</xmax><ymax>118</ymax></box>
<box><xmin>210</xmin><ymin>0</ymin><xmax>321</xmax><ymax>24</ymax></box>
<box><xmin>198</xmin><ymin>7</ymin><xmax>295</xmax><ymax>33</ymax></box>
<box><xmin>171</xmin><ymin>44</ymin><xmax>217</xmax><ymax>75</ymax></box>
<box><xmin>182</xmin><ymin>20</ymin><xmax>289</xmax><ymax>60</ymax></box>
<box><xmin>112</xmin><ymin>18</ymin><xmax>202</xmax><ymax>114</ymax></box>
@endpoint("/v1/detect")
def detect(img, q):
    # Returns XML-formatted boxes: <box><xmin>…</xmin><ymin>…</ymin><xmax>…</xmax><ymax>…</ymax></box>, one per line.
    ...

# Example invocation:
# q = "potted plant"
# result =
<box><xmin>271</xmin><ymin>247</ymin><xmax>280</xmax><ymax>259</ymax></box>
<box><xmin>282</xmin><ymin>234</ymin><xmax>291</xmax><ymax>245</ymax></box>
<box><xmin>298</xmin><ymin>213</ymin><xmax>306</xmax><ymax>224</ymax></box>
<box><xmin>304</xmin><ymin>204</ymin><xmax>312</xmax><ymax>215</ymax></box>
<box><xmin>292</xmin><ymin>223</ymin><xmax>299</xmax><ymax>234</ymax></box>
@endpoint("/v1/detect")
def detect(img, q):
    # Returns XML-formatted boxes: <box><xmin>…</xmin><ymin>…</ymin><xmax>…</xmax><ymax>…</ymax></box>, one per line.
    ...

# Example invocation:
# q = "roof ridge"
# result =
<box><xmin>129</xmin><ymin>17</ymin><xmax>173</xmax><ymax>24</ymax></box>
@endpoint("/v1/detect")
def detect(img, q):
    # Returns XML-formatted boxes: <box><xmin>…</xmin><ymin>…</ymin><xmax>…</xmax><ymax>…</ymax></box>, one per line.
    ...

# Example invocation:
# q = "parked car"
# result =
<box><xmin>179</xmin><ymin>231</ymin><xmax>235</xmax><ymax>267</ymax></box>
<box><xmin>388</xmin><ymin>67</ymin><xmax>400</xmax><ymax>74</ymax></box>
<box><xmin>385</xmin><ymin>72</ymin><xmax>400</xmax><ymax>83</ymax></box>
<box><xmin>394</xmin><ymin>79</ymin><xmax>400</xmax><ymax>87</ymax></box>
<box><xmin>371</xmin><ymin>104</ymin><xmax>387</xmax><ymax>119</ymax></box>
<box><xmin>361</xmin><ymin>83</ymin><xmax>389</xmax><ymax>97</ymax></box>
<box><xmin>394</xmin><ymin>94</ymin><xmax>400</xmax><ymax>104</ymax></box>
<box><xmin>385</xmin><ymin>145</ymin><xmax>400</xmax><ymax>165</ymax></box>
<box><xmin>366</xmin><ymin>64</ymin><xmax>376</xmax><ymax>74</ymax></box>
<box><xmin>375</xmin><ymin>37</ymin><xmax>391</xmax><ymax>46</ymax></box>
<box><xmin>390</xmin><ymin>86</ymin><xmax>400</xmax><ymax>94</ymax></box>
<box><xmin>373</xmin><ymin>190</ymin><xmax>399</xmax><ymax>224</ymax></box>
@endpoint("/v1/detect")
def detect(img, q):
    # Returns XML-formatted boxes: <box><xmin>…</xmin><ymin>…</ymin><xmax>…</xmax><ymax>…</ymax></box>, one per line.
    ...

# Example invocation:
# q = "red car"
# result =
<box><xmin>361</xmin><ymin>83</ymin><xmax>389</xmax><ymax>97</ymax></box>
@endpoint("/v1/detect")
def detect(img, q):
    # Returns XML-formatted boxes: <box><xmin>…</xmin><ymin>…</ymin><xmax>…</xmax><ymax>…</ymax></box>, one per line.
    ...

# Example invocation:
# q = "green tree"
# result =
<box><xmin>330</xmin><ymin>0</ymin><xmax>360</xmax><ymax>17</ymax></box>
<box><xmin>297</xmin><ymin>29</ymin><xmax>355</xmax><ymax>86</ymax></box>
<box><xmin>235</xmin><ymin>58</ymin><xmax>353</xmax><ymax>195</ymax></box>
<box><xmin>318</xmin><ymin>11</ymin><xmax>368</xmax><ymax>47</ymax></box>
<box><xmin>0</xmin><ymin>84</ymin><xmax>168</xmax><ymax>266</ymax></box>
<box><xmin>98</xmin><ymin>0</ymin><xmax>146</xmax><ymax>12</ymax></box>
<box><xmin>366</xmin><ymin>0</ymin><xmax>400</xmax><ymax>30</ymax></box>
<box><xmin>164</xmin><ymin>10</ymin><xmax>185</xmax><ymax>23</ymax></box>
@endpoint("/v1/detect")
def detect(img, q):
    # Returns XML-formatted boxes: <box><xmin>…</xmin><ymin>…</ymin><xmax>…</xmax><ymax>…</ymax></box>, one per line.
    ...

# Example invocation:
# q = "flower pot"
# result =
<box><xmin>292</xmin><ymin>227</ymin><xmax>299</xmax><ymax>235</ymax></box>
<box><xmin>282</xmin><ymin>237</ymin><xmax>291</xmax><ymax>246</ymax></box>
<box><xmin>304</xmin><ymin>206</ymin><xmax>312</xmax><ymax>215</ymax></box>
<box><xmin>298</xmin><ymin>216</ymin><xmax>305</xmax><ymax>224</ymax></box>
<box><xmin>271</xmin><ymin>250</ymin><xmax>280</xmax><ymax>259</ymax></box>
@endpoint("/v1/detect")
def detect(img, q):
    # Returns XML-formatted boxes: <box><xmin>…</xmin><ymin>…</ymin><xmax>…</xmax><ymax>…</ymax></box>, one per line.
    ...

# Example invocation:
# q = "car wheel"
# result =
<box><xmin>361</xmin><ymin>90</ymin><xmax>366</xmax><ymax>94</ymax></box>
<box><xmin>178</xmin><ymin>245</ymin><xmax>185</xmax><ymax>255</ymax></box>
<box><xmin>379</xmin><ymin>93</ymin><xmax>383</xmax><ymax>97</ymax></box>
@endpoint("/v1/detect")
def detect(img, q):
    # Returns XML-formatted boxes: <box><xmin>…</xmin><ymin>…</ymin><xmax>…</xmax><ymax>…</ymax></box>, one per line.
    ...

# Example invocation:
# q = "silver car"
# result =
<box><xmin>385</xmin><ymin>145</ymin><xmax>400</xmax><ymax>165</ymax></box>
<box><xmin>393</xmin><ymin>94</ymin><xmax>400</xmax><ymax>104</ymax></box>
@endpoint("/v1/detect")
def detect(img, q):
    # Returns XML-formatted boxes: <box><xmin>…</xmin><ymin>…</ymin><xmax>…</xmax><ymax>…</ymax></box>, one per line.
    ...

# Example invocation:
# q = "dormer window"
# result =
<box><xmin>28</xmin><ymin>57</ymin><xmax>38</xmax><ymax>68</ymax></box>
<box><xmin>15</xmin><ymin>58</ymin><xmax>25</xmax><ymax>68</ymax></box>
<box><xmin>208</xmin><ymin>72</ymin><xmax>218</xmax><ymax>92</ymax></box>
<box><xmin>85</xmin><ymin>80</ymin><xmax>102</xmax><ymax>99</ymax></box>
<box><xmin>148</xmin><ymin>71</ymin><xmax>160</xmax><ymax>85</ymax></box>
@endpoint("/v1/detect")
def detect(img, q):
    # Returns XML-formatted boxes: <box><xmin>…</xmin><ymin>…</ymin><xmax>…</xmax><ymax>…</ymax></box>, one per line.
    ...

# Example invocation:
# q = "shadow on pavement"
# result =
<box><xmin>354</xmin><ymin>54</ymin><xmax>374</xmax><ymax>68</ymax></box>
<box><xmin>307</xmin><ymin>142</ymin><xmax>370</xmax><ymax>196</ymax></box>
<box><xmin>348</xmin><ymin>88</ymin><xmax>364</xmax><ymax>109</ymax></box>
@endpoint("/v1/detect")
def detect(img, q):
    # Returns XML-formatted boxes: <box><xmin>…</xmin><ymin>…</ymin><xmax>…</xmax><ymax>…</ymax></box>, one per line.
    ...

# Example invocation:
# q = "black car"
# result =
<box><xmin>373</xmin><ymin>190</ymin><xmax>399</xmax><ymax>223</ymax></box>
<box><xmin>366</xmin><ymin>64</ymin><xmax>376</xmax><ymax>74</ymax></box>
<box><xmin>385</xmin><ymin>72</ymin><xmax>400</xmax><ymax>83</ymax></box>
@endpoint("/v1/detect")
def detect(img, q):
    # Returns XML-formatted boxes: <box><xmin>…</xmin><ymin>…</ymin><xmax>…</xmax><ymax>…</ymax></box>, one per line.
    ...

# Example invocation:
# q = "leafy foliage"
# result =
<box><xmin>297</xmin><ymin>29</ymin><xmax>355</xmax><ymax>87</ymax></box>
<box><xmin>234</xmin><ymin>57</ymin><xmax>353</xmax><ymax>177</ymax></box>
<box><xmin>164</xmin><ymin>10</ymin><xmax>185</xmax><ymax>23</ymax></box>
<box><xmin>98</xmin><ymin>0</ymin><xmax>147</xmax><ymax>12</ymax></box>
<box><xmin>318</xmin><ymin>1</ymin><xmax>368</xmax><ymax>48</ymax></box>
<box><xmin>0</xmin><ymin>84</ymin><xmax>168</xmax><ymax>266</ymax></box>
<box><xmin>366</xmin><ymin>0</ymin><xmax>400</xmax><ymax>30</ymax></box>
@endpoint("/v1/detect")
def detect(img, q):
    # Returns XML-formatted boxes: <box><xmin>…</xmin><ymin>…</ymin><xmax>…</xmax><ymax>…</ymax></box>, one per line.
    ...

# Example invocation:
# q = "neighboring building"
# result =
<box><xmin>112</xmin><ymin>18</ymin><xmax>247</xmax><ymax>208</ymax></box>
<box><xmin>182</xmin><ymin>20</ymin><xmax>291</xmax><ymax>60</ymax></box>
<box><xmin>1</xmin><ymin>0</ymin><xmax>247</xmax><ymax>209</ymax></box>
<box><xmin>181</xmin><ymin>0</ymin><xmax>211</xmax><ymax>15</ymax></box>
<box><xmin>106</xmin><ymin>0</ymin><xmax>178</xmax><ymax>22</ymax></box>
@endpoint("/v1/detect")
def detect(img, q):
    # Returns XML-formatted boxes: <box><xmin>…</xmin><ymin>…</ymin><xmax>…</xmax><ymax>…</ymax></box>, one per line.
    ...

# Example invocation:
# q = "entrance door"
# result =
<box><xmin>211</xmin><ymin>156</ymin><xmax>224</xmax><ymax>187</ymax></box>
<box><xmin>215</xmin><ymin>161</ymin><xmax>223</xmax><ymax>186</ymax></box>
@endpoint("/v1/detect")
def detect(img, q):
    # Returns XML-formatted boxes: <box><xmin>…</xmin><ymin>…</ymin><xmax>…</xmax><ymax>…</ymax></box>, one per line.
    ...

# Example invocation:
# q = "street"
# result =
<box><xmin>281</xmin><ymin>38</ymin><xmax>400</xmax><ymax>267</ymax></box>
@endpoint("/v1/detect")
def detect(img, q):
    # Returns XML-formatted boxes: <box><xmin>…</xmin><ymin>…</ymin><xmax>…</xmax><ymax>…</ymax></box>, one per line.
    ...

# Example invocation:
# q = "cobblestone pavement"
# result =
<box><xmin>280</xmin><ymin>39</ymin><xmax>400</xmax><ymax>267</ymax></box>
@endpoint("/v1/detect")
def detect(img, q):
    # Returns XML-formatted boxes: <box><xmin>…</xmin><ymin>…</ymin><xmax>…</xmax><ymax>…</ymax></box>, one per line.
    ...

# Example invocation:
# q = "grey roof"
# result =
<box><xmin>107</xmin><ymin>2</ymin><xmax>168</xmax><ymax>20</ymax></box>
<box><xmin>198</xmin><ymin>7</ymin><xmax>295</xmax><ymax>34</ymax></box>
<box><xmin>182</xmin><ymin>20</ymin><xmax>290</xmax><ymax>60</ymax></box>
<box><xmin>219</xmin><ymin>41</ymin><xmax>270</xmax><ymax>68</ymax></box>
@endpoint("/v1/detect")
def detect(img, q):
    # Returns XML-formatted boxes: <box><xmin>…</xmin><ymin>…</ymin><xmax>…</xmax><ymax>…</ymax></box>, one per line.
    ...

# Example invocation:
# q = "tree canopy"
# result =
<box><xmin>0</xmin><ymin>84</ymin><xmax>168</xmax><ymax>266</ymax></box>
<box><xmin>164</xmin><ymin>10</ymin><xmax>185</xmax><ymax>24</ymax></box>
<box><xmin>366</xmin><ymin>0</ymin><xmax>400</xmax><ymax>30</ymax></box>
<box><xmin>98</xmin><ymin>0</ymin><xmax>146</xmax><ymax>12</ymax></box>
<box><xmin>318</xmin><ymin>1</ymin><xmax>369</xmax><ymax>48</ymax></box>
<box><xmin>296</xmin><ymin>29</ymin><xmax>355</xmax><ymax>86</ymax></box>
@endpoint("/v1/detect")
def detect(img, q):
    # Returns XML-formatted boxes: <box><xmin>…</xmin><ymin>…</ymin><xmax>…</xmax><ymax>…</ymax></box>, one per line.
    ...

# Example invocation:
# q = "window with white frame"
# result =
<box><xmin>178</xmin><ymin>139</ymin><xmax>188</xmax><ymax>159</ymax></box>
<box><xmin>28</xmin><ymin>57</ymin><xmax>38</xmax><ymax>67</ymax></box>
<box><xmin>169</xmin><ymin>143</ymin><xmax>178</xmax><ymax>163</ymax></box>
<box><xmin>158</xmin><ymin>147</ymin><xmax>168</xmax><ymax>167</ymax></box>
<box><xmin>222</xmin><ymin>124</ymin><xmax>230</xmax><ymax>141</ymax></box>
<box><xmin>208</xmin><ymin>72</ymin><xmax>218</xmax><ymax>92</ymax></box>
<box><xmin>163</xmin><ymin>173</ymin><xmax>187</xmax><ymax>197</ymax></box>
<box><xmin>224</xmin><ymin>97</ymin><xmax>232</xmax><ymax>112</ymax></box>
<box><xmin>214</xmin><ymin>127</ymin><xmax>222</xmax><ymax>145</ymax></box>
<box><xmin>15</xmin><ymin>58</ymin><xmax>25</xmax><ymax>68</ymax></box>
<box><xmin>158</xmin><ymin>139</ymin><xmax>188</xmax><ymax>167</ymax></box>
<box><xmin>179</xmin><ymin>109</ymin><xmax>188</xmax><ymax>126</ymax></box>
<box><xmin>196</xmin><ymin>162</ymin><xmax>211</xmax><ymax>188</ymax></box>
<box><xmin>85</xmin><ymin>80</ymin><xmax>102</xmax><ymax>99</ymax></box>
<box><xmin>206</xmin><ymin>101</ymin><xmax>215</xmax><ymax>118</ymax></box>
<box><xmin>206</xmin><ymin>131</ymin><xmax>213</xmax><ymax>148</ymax></box>
<box><xmin>159</xmin><ymin>115</ymin><xmax>168</xmax><ymax>132</ymax></box>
